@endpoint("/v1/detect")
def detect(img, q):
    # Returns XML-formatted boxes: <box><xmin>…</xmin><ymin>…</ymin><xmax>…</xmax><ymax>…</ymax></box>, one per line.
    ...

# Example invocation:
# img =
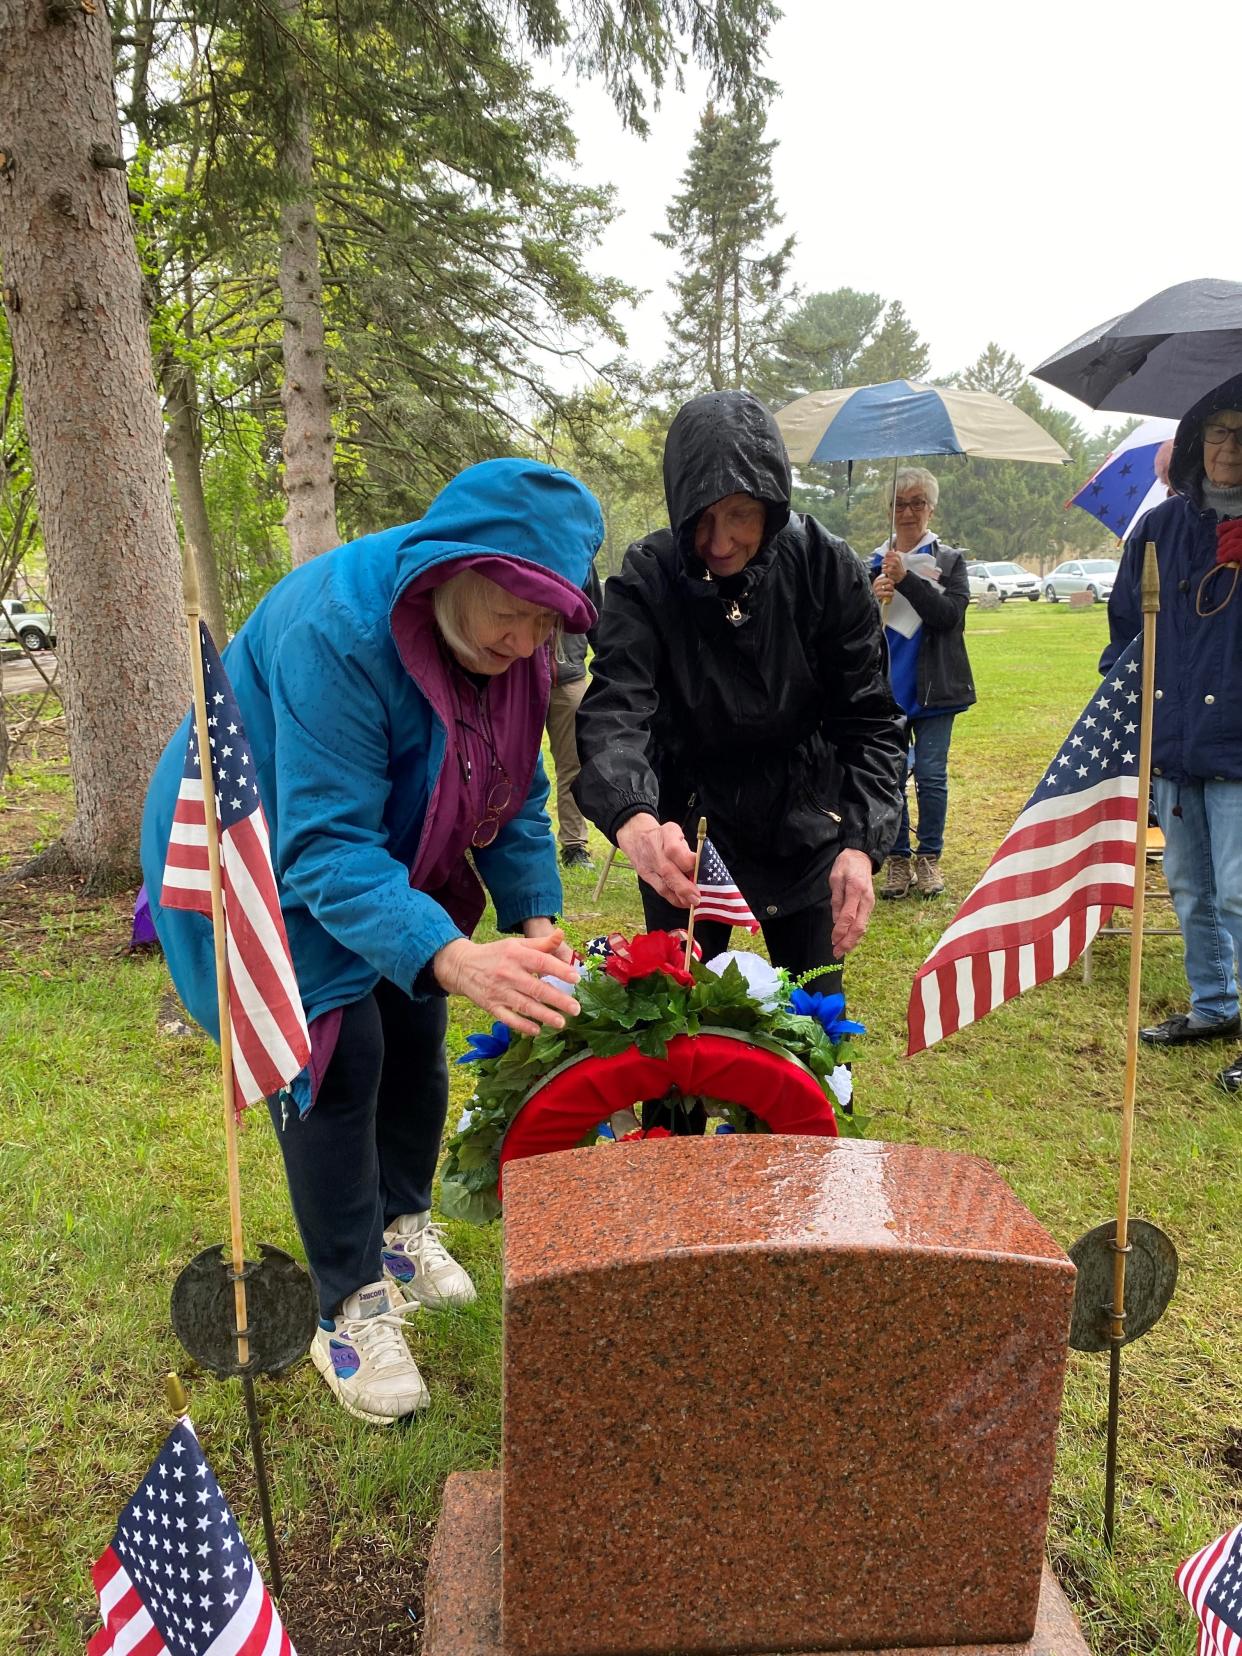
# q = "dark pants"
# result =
<box><xmin>639</xmin><ymin>884</ymin><xmax>843</xmax><ymax>1134</ymax></box>
<box><xmin>266</xmin><ymin>980</ymin><xmax>449</xmax><ymax>1318</ymax></box>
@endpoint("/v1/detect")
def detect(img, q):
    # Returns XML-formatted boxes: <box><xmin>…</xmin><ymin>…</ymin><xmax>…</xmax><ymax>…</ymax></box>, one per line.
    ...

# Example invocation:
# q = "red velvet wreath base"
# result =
<box><xmin>497</xmin><ymin>1032</ymin><xmax>837</xmax><ymax>1196</ymax></box>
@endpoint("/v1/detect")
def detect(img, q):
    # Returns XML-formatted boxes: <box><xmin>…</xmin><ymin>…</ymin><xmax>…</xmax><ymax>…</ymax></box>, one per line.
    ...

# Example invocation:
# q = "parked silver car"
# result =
<box><xmin>1043</xmin><ymin>559</ymin><xmax>1119</xmax><ymax>604</ymax></box>
<box><xmin>965</xmin><ymin>561</ymin><xmax>1041</xmax><ymax>602</ymax></box>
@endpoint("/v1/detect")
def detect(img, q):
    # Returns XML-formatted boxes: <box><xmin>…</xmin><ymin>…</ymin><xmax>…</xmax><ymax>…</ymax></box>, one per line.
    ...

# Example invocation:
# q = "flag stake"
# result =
<box><xmin>181</xmin><ymin>542</ymin><xmax>283</xmax><ymax>1596</ymax></box>
<box><xmin>1102</xmin><ymin>541</ymin><xmax>1160</xmax><ymax>1552</ymax></box>
<box><xmin>591</xmin><ymin>844</ymin><xmax>617</xmax><ymax>906</ymax></box>
<box><xmin>165</xmin><ymin>1371</ymin><xmax>190</xmax><ymax>1420</ymax></box>
<box><xmin>683</xmin><ymin>818</ymin><xmax>707</xmax><ymax>971</ymax></box>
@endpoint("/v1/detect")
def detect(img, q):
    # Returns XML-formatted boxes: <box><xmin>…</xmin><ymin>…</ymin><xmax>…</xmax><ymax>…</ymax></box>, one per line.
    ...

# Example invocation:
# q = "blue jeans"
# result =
<box><xmin>1153</xmin><ymin>776</ymin><xmax>1242</xmax><ymax>1025</ymax></box>
<box><xmin>891</xmin><ymin>712</ymin><xmax>956</xmax><ymax>860</ymax></box>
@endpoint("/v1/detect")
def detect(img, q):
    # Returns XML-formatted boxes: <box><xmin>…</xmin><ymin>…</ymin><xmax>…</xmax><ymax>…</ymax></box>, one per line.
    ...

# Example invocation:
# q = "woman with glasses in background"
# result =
<box><xmin>869</xmin><ymin>466</ymin><xmax>975</xmax><ymax>900</ymax></box>
<box><xmin>141</xmin><ymin>459</ymin><xmax>600</xmax><ymax>1425</ymax></box>
<box><xmin>1103</xmin><ymin>374</ymin><xmax>1242</xmax><ymax>1098</ymax></box>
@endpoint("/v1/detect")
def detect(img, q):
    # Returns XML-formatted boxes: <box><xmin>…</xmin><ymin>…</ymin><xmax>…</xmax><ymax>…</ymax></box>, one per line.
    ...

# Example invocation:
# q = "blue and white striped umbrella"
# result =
<box><xmin>775</xmin><ymin>379</ymin><xmax>1070</xmax><ymax>466</ymax></box>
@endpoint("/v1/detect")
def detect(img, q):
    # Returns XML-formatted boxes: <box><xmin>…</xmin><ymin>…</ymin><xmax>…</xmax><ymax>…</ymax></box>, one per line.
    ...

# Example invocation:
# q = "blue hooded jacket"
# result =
<box><xmin>140</xmin><ymin>459</ymin><xmax>603</xmax><ymax>1049</ymax></box>
<box><xmin>1101</xmin><ymin>373</ymin><xmax>1242</xmax><ymax>782</ymax></box>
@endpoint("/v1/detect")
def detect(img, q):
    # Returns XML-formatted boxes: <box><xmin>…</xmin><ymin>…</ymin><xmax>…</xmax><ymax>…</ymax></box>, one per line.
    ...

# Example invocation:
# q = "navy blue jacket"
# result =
<box><xmin>1101</xmin><ymin>373</ymin><xmax>1242</xmax><ymax>783</ymax></box>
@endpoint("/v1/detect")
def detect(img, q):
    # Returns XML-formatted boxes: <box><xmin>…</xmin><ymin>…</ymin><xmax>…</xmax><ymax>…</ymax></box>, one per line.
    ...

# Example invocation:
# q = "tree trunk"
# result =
<box><xmin>276</xmin><ymin>0</ymin><xmax>337</xmax><ymax>564</ymax></box>
<box><xmin>0</xmin><ymin>0</ymin><xmax>189</xmax><ymax>892</ymax></box>
<box><xmin>162</xmin><ymin>353</ymin><xmax>229</xmax><ymax>646</ymax></box>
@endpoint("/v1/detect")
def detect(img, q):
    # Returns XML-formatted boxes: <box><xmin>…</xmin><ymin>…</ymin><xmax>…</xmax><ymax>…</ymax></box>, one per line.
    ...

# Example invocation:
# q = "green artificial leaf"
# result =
<box><xmin>439</xmin><ymin>1176</ymin><xmax>502</xmax><ymax>1226</ymax></box>
<box><xmin>530</xmin><ymin>1032</ymin><xmax>567</xmax><ymax>1066</ymax></box>
<box><xmin>453</xmin><ymin>1132</ymin><xmax>501</xmax><ymax>1172</ymax></box>
<box><xmin>582</xmin><ymin>1029</ymin><xmax>640</xmax><ymax>1058</ymax></box>
<box><xmin>634</xmin><ymin>1025</ymin><xmax>671</xmax><ymax>1059</ymax></box>
<box><xmin>690</xmin><ymin>958</ymin><xmax>754</xmax><ymax>1013</ymax></box>
<box><xmin>833</xmin><ymin>1096</ymin><xmax>869</xmax><ymax>1137</ymax></box>
<box><xmin>574</xmin><ymin>973</ymin><xmax>631</xmax><ymax>1021</ymax></box>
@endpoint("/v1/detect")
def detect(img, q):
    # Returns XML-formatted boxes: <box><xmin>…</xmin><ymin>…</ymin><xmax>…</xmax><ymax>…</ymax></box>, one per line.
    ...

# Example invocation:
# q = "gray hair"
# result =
<box><xmin>891</xmin><ymin>465</ymin><xmax>939</xmax><ymax>508</ymax></box>
<box><xmin>433</xmin><ymin>568</ymin><xmax>561</xmax><ymax>667</ymax></box>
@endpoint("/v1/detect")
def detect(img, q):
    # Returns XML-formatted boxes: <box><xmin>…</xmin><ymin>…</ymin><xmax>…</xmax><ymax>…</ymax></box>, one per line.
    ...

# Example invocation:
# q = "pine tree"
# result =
<box><xmin>959</xmin><ymin>342</ymin><xmax>1025</xmax><ymax>399</ymax></box>
<box><xmin>753</xmin><ymin>288</ymin><xmax>887</xmax><ymax>404</ymax></box>
<box><xmin>0</xmin><ymin>0</ymin><xmax>189</xmax><ymax>890</ymax></box>
<box><xmin>657</xmin><ymin>101</ymin><xmax>794</xmax><ymax>394</ymax></box>
<box><xmin>853</xmin><ymin>300</ymin><xmax>930</xmax><ymax>385</ymax></box>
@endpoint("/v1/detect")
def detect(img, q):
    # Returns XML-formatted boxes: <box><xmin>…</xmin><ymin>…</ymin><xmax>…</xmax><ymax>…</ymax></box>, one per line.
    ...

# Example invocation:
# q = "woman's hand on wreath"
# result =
<box><xmin>432</xmin><ymin>932</ymin><xmax>581</xmax><ymax>1037</ymax></box>
<box><xmin>616</xmin><ymin>814</ymin><xmax>700</xmax><ymax>908</ymax></box>
<box><xmin>521</xmin><ymin>915</ymin><xmax>577</xmax><ymax>963</ymax></box>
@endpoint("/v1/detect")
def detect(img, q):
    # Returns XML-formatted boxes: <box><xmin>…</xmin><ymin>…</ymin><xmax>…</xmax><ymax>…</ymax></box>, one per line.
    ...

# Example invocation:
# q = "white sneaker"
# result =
<box><xmin>311</xmin><ymin>1280</ymin><xmax>429</xmax><ymax>1424</ymax></box>
<box><xmin>382</xmin><ymin>1213</ymin><xmax>477</xmax><ymax>1309</ymax></box>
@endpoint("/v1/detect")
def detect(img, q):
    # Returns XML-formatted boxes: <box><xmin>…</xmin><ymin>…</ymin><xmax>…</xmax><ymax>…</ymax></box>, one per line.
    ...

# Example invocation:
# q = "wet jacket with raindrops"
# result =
<box><xmin>573</xmin><ymin>391</ymin><xmax>907</xmax><ymax>913</ymax></box>
<box><xmin>1101</xmin><ymin>371</ymin><xmax>1242</xmax><ymax>783</ymax></box>
<box><xmin>141</xmin><ymin>459</ymin><xmax>602</xmax><ymax>1044</ymax></box>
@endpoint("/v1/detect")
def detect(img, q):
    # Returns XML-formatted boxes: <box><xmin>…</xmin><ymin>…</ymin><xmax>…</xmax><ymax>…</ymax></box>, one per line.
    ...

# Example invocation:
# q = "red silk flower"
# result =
<box><xmin>1216</xmin><ymin>518</ymin><xmax>1242</xmax><ymax>566</ymax></box>
<box><xmin>603</xmin><ymin>929</ymin><xmax>698</xmax><ymax>987</ymax></box>
<box><xmin>618</xmin><ymin>1125</ymin><xmax>673</xmax><ymax>1141</ymax></box>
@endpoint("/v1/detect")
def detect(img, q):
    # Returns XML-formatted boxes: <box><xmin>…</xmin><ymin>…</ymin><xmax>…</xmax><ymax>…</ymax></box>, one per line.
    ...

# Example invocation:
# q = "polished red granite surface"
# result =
<box><xmin>501</xmin><ymin>1138</ymin><xmax>1076</xmax><ymax>1656</ymax></box>
<box><xmin>427</xmin><ymin>1472</ymin><xmax>1091</xmax><ymax>1656</ymax></box>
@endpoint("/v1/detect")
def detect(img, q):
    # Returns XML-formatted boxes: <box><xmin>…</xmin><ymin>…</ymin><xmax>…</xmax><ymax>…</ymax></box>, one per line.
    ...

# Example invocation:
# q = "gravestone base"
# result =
<box><xmin>424</xmin><ymin>1472</ymin><xmax>1092</xmax><ymax>1656</ymax></box>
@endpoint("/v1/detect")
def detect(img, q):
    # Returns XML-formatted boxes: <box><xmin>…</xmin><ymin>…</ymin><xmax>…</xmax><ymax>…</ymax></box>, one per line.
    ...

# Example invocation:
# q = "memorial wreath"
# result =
<box><xmin>441</xmin><ymin>931</ymin><xmax>865</xmax><ymax>1224</ymax></box>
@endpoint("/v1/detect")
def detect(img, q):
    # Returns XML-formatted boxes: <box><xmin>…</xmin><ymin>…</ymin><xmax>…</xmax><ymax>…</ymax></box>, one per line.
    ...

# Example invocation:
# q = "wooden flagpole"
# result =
<box><xmin>683</xmin><ymin>818</ymin><xmax>707</xmax><ymax>972</ymax></box>
<box><xmin>1103</xmin><ymin>540</ymin><xmax>1161</xmax><ymax>1550</ymax></box>
<box><xmin>181</xmin><ymin>545</ymin><xmax>282</xmax><ymax>1593</ymax></box>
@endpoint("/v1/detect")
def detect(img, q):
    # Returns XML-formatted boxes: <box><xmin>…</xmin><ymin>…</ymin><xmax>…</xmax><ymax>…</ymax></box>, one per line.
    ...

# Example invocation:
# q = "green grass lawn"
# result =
<box><xmin>1</xmin><ymin>598</ymin><xmax>1238</xmax><ymax>1653</ymax></box>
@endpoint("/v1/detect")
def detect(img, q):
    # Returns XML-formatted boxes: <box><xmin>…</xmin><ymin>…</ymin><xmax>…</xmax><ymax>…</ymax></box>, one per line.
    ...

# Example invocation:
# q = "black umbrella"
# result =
<box><xmin>1032</xmin><ymin>277</ymin><xmax>1242</xmax><ymax>415</ymax></box>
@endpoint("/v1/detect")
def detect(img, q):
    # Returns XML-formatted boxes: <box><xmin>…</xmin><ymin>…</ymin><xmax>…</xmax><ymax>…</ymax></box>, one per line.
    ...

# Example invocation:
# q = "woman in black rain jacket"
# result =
<box><xmin>573</xmin><ymin>390</ymin><xmax>906</xmax><ymax>1000</ymax></box>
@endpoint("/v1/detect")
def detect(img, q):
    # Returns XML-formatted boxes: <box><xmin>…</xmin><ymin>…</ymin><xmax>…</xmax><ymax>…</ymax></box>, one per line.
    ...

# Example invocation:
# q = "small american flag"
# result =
<box><xmin>1177</xmin><ymin>1524</ymin><xmax>1242</xmax><ymax>1656</ymax></box>
<box><xmin>696</xmin><ymin>837</ymin><xmax>759</xmax><ymax>932</ymax></box>
<box><xmin>160</xmin><ymin>622</ymin><xmax>310</xmax><ymax>1112</ymax></box>
<box><xmin>906</xmin><ymin>636</ymin><xmax>1143</xmax><ymax>1054</ymax></box>
<box><xmin>89</xmin><ymin>1419</ymin><xmax>295</xmax><ymax>1656</ymax></box>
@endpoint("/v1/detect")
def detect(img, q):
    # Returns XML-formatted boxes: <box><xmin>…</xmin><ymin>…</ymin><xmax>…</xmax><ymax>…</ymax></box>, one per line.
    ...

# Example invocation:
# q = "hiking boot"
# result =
<box><xmin>383</xmin><ymin>1214</ymin><xmax>477</xmax><ymax>1309</ymax></box>
<box><xmin>560</xmin><ymin>845</ymin><xmax>595</xmax><ymax>871</ymax></box>
<box><xmin>915</xmin><ymin>854</ymin><xmax>945</xmax><ymax>898</ymax></box>
<box><xmin>881</xmin><ymin>856</ymin><xmax>914</xmax><ymax>899</ymax></box>
<box><xmin>311</xmin><ymin>1281</ymin><xmax>428</xmax><ymax>1424</ymax></box>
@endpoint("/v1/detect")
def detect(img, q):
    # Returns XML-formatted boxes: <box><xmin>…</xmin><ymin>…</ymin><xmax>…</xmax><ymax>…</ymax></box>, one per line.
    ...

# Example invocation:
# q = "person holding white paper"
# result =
<box><xmin>870</xmin><ymin>466</ymin><xmax>975</xmax><ymax>899</ymax></box>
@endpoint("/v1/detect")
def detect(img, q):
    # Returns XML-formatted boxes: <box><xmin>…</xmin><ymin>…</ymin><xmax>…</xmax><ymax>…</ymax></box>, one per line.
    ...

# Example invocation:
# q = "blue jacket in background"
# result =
<box><xmin>1101</xmin><ymin>373</ymin><xmax>1242</xmax><ymax>785</ymax></box>
<box><xmin>140</xmin><ymin>459</ymin><xmax>603</xmax><ymax>1044</ymax></box>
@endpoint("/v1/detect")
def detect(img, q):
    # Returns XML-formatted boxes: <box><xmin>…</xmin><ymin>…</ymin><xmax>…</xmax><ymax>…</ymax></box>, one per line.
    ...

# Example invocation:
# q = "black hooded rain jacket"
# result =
<box><xmin>573</xmin><ymin>391</ymin><xmax>906</xmax><ymax>915</ymax></box>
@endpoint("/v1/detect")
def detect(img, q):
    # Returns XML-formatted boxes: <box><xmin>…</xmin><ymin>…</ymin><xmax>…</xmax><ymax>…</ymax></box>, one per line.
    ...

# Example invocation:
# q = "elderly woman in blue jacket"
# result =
<box><xmin>869</xmin><ymin>466</ymin><xmax>975</xmax><ymax>900</ymax></box>
<box><xmin>141</xmin><ymin>460</ymin><xmax>600</xmax><ymax>1424</ymax></box>
<box><xmin>1103</xmin><ymin>373</ymin><xmax>1242</xmax><ymax>1095</ymax></box>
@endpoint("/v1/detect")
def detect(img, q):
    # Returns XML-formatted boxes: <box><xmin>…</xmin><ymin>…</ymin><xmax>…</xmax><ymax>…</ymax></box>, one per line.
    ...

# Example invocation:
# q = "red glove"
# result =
<box><xmin>1216</xmin><ymin>518</ymin><xmax>1242</xmax><ymax>566</ymax></box>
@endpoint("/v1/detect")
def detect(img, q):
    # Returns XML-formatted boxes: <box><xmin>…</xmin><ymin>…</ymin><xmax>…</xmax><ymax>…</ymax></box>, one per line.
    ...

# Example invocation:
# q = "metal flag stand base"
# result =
<box><xmin>170</xmin><ymin>1245</ymin><xmax>318</xmax><ymax>1597</ymax></box>
<box><xmin>1065</xmin><ymin>544</ymin><xmax>1178</xmax><ymax>1551</ymax></box>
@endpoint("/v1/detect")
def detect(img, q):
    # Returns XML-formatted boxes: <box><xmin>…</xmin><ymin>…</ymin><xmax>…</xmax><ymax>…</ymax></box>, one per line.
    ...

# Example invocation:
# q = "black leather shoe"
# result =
<box><xmin>1218</xmin><ymin>1053</ymin><xmax>1242</xmax><ymax>1094</ymax></box>
<box><xmin>559</xmin><ymin>845</ymin><xmax>594</xmax><ymax>871</ymax></box>
<box><xmin>1139</xmin><ymin>1012</ymin><xmax>1242</xmax><ymax>1047</ymax></box>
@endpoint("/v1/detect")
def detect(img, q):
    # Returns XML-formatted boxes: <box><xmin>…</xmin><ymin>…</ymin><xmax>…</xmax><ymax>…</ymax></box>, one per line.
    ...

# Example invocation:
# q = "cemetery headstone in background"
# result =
<box><xmin>424</xmin><ymin>1136</ymin><xmax>1092</xmax><ymax>1656</ymax></box>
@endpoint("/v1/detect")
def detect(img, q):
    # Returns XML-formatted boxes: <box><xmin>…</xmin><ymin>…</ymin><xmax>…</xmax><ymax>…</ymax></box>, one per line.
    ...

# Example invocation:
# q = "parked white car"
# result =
<box><xmin>1</xmin><ymin>597</ymin><xmax>56</xmax><ymax>650</ymax></box>
<box><xmin>1042</xmin><ymin>560</ymin><xmax>1119</xmax><ymax>604</ymax></box>
<box><xmin>965</xmin><ymin>561</ymin><xmax>1041</xmax><ymax>602</ymax></box>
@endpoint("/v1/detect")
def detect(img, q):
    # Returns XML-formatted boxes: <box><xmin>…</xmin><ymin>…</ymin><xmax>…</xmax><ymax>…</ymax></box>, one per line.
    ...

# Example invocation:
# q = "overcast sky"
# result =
<box><xmin>549</xmin><ymin>0</ymin><xmax>1219</xmax><ymax>433</ymax></box>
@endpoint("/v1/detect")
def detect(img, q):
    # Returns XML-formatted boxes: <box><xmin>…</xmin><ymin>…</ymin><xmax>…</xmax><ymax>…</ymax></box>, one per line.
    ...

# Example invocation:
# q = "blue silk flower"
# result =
<box><xmin>788</xmin><ymin>988</ymin><xmax>866</xmax><ymax>1040</ymax></box>
<box><xmin>456</xmin><ymin>1023</ymin><xmax>512</xmax><ymax>1064</ymax></box>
